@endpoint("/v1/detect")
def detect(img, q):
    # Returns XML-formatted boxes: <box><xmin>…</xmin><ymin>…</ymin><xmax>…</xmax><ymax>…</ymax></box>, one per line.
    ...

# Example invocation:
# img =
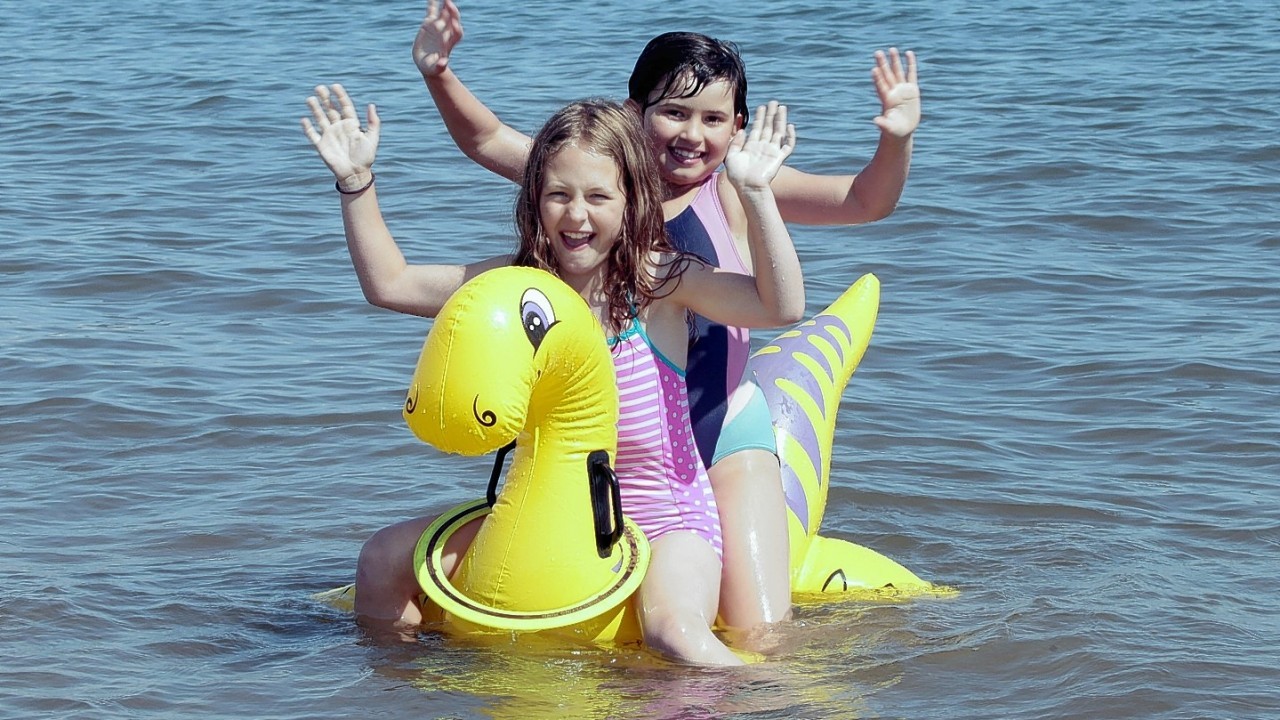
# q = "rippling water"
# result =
<box><xmin>3</xmin><ymin>0</ymin><xmax>1278</xmax><ymax>717</ymax></box>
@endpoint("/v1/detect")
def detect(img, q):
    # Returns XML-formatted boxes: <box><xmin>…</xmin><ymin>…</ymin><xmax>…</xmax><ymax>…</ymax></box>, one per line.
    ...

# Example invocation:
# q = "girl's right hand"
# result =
<box><xmin>413</xmin><ymin>0</ymin><xmax>464</xmax><ymax>78</ymax></box>
<box><xmin>300</xmin><ymin>84</ymin><xmax>380</xmax><ymax>189</ymax></box>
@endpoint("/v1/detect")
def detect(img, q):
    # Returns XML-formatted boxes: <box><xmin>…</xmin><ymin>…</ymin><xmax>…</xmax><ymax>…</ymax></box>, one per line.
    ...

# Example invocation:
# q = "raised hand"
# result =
<box><xmin>413</xmin><ymin>0</ymin><xmax>464</xmax><ymax>78</ymax></box>
<box><xmin>724</xmin><ymin>101</ymin><xmax>797</xmax><ymax>191</ymax></box>
<box><xmin>871</xmin><ymin>48</ymin><xmax>920</xmax><ymax>138</ymax></box>
<box><xmin>300</xmin><ymin>84</ymin><xmax>380</xmax><ymax>188</ymax></box>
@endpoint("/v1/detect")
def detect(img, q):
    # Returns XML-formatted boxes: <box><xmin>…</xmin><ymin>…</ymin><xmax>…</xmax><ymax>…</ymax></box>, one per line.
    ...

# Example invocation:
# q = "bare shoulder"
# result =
<box><xmin>469</xmin><ymin>254</ymin><xmax>513</xmax><ymax>274</ymax></box>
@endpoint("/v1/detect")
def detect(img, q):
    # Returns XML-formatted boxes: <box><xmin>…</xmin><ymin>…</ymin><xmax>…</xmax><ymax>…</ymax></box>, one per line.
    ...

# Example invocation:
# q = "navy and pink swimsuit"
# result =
<box><xmin>664</xmin><ymin>172</ymin><xmax>763</xmax><ymax>468</ymax></box>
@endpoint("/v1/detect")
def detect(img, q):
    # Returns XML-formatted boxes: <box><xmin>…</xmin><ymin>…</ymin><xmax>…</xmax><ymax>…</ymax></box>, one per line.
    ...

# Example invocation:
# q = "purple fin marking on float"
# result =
<box><xmin>749</xmin><ymin>274</ymin><xmax>879</xmax><ymax>540</ymax></box>
<box><xmin>749</xmin><ymin>274</ymin><xmax>945</xmax><ymax>596</ymax></box>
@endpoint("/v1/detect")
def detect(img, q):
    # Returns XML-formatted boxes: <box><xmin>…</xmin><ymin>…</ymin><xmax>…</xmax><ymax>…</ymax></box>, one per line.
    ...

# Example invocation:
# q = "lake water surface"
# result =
<box><xmin>3</xmin><ymin>0</ymin><xmax>1278</xmax><ymax>718</ymax></box>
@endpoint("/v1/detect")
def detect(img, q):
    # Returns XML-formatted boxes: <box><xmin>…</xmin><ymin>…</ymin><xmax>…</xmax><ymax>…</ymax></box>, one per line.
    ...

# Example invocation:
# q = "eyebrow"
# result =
<box><xmin>542</xmin><ymin>182</ymin><xmax>619</xmax><ymax>194</ymax></box>
<box><xmin>654</xmin><ymin>98</ymin><xmax>728</xmax><ymax>115</ymax></box>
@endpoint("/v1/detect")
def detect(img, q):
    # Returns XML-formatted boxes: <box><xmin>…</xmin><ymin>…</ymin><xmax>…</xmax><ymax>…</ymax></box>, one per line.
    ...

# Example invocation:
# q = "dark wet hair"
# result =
<box><xmin>628</xmin><ymin>32</ymin><xmax>749</xmax><ymax>125</ymax></box>
<box><xmin>512</xmin><ymin>99</ymin><xmax>690</xmax><ymax>336</ymax></box>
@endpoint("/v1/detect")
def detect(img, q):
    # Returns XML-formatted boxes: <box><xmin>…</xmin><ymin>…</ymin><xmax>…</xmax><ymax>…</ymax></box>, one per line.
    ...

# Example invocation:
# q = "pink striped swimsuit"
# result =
<box><xmin>609</xmin><ymin>316</ymin><xmax>723</xmax><ymax>558</ymax></box>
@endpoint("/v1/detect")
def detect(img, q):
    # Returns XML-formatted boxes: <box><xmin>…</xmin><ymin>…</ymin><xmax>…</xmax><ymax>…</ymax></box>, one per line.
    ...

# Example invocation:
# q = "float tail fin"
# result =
<box><xmin>749</xmin><ymin>274</ymin><xmax>880</xmax><ymax>556</ymax></box>
<box><xmin>750</xmin><ymin>274</ymin><xmax>938</xmax><ymax>594</ymax></box>
<box><xmin>791</xmin><ymin>535</ymin><xmax>947</xmax><ymax>598</ymax></box>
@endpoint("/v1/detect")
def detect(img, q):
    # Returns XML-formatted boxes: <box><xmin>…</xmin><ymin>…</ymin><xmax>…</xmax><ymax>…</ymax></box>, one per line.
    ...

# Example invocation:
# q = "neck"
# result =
<box><xmin>562</xmin><ymin>267</ymin><xmax>601</xmax><ymax>296</ymax></box>
<box><xmin>560</xmin><ymin>271</ymin><xmax>610</xmax><ymax>329</ymax></box>
<box><xmin>663</xmin><ymin>178</ymin><xmax>702</xmax><ymax>201</ymax></box>
<box><xmin>661</xmin><ymin>177</ymin><xmax>709</xmax><ymax>220</ymax></box>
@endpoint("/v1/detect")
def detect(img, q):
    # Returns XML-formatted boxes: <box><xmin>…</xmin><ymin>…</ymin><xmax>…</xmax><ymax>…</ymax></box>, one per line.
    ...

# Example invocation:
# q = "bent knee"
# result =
<box><xmin>642</xmin><ymin>607</ymin><xmax>712</xmax><ymax>652</ymax></box>
<box><xmin>356</xmin><ymin>545</ymin><xmax>401</xmax><ymax>596</ymax></box>
<box><xmin>358</xmin><ymin>526</ymin><xmax>404</xmax><ymax>571</ymax></box>
<box><xmin>356</xmin><ymin>519</ymin><xmax>431</xmax><ymax>589</ymax></box>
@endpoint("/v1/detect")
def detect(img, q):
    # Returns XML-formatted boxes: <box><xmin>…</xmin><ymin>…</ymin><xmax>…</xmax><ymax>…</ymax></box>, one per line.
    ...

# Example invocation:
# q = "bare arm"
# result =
<box><xmin>674</xmin><ymin>103</ymin><xmax>805</xmax><ymax>328</ymax></box>
<box><xmin>768</xmin><ymin>48</ymin><xmax>919</xmax><ymax>226</ymax></box>
<box><xmin>414</xmin><ymin>0</ymin><xmax>531</xmax><ymax>183</ymax></box>
<box><xmin>301</xmin><ymin>83</ymin><xmax>506</xmax><ymax>319</ymax></box>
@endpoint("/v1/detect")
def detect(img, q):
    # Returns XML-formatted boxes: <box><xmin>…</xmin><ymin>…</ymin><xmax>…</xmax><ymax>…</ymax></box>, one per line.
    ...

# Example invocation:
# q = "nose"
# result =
<box><xmin>566</xmin><ymin>198</ymin><xmax>588</xmax><ymax>222</ymax></box>
<box><xmin>677</xmin><ymin>119</ymin><xmax>704</xmax><ymax>144</ymax></box>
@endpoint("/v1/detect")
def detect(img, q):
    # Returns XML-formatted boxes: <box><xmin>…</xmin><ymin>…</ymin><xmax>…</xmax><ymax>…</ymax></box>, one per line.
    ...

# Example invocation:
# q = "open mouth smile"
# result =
<box><xmin>560</xmin><ymin>231</ymin><xmax>594</xmax><ymax>249</ymax></box>
<box><xmin>669</xmin><ymin>146</ymin><xmax>705</xmax><ymax>163</ymax></box>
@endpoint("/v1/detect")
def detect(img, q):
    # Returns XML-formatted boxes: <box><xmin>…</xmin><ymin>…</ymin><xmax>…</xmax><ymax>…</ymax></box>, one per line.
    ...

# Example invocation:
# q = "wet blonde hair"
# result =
<box><xmin>513</xmin><ymin>99</ymin><xmax>689</xmax><ymax>336</ymax></box>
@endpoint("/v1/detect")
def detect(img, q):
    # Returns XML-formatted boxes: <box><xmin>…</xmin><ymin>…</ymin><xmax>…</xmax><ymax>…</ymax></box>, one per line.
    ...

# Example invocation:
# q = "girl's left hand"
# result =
<box><xmin>871</xmin><ymin>48</ymin><xmax>920</xmax><ymax>138</ymax></box>
<box><xmin>724</xmin><ymin>101</ymin><xmax>796</xmax><ymax>191</ymax></box>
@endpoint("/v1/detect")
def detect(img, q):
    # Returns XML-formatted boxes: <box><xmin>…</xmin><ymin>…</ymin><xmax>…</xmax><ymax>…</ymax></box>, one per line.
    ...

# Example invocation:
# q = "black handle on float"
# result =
<box><xmin>587</xmin><ymin>449</ymin><xmax>624</xmax><ymax>558</ymax></box>
<box><xmin>486</xmin><ymin>440</ymin><xmax>517</xmax><ymax>507</ymax></box>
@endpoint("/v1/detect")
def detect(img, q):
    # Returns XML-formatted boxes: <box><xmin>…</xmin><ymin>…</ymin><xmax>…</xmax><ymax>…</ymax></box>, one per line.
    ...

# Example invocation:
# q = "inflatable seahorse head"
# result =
<box><xmin>404</xmin><ymin>266</ymin><xmax>593</xmax><ymax>455</ymax></box>
<box><xmin>403</xmin><ymin>266</ymin><xmax>649</xmax><ymax>637</ymax></box>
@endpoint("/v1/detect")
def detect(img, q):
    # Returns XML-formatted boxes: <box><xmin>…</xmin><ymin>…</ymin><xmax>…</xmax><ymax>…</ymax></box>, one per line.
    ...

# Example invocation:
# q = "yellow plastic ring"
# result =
<box><xmin>413</xmin><ymin>499</ymin><xmax>651</xmax><ymax>631</ymax></box>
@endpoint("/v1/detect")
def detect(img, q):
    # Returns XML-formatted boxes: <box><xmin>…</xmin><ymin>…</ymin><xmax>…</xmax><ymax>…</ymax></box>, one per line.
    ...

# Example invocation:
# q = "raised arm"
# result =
<box><xmin>768</xmin><ymin>48</ymin><xmax>919</xmax><ymax>226</ymax></box>
<box><xmin>301</xmin><ymin>83</ymin><xmax>505</xmax><ymax>318</ymax></box>
<box><xmin>413</xmin><ymin>0</ymin><xmax>532</xmax><ymax>183</ymax></box>
<box><xmin>676</xmin><ymin>102</ymin><xmax>805</xmax><ymax>328</ymax></box>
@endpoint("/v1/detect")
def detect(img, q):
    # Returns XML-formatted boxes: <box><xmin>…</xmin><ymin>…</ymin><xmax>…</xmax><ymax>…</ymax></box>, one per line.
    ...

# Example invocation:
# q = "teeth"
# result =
<box><xmin>670</xmin><ymin>147</ymin><xmax>702</xmax><ymax>161</ymax></box>
<box><xmin>561</xmin><ymin>231</ymin><xmax>593</xmax><ymax>247</ymax></box>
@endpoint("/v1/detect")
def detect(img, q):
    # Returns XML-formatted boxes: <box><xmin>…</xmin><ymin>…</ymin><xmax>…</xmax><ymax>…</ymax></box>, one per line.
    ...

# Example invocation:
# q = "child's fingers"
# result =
<box><xmin>306</xmin><ymin>94</ymin><xmax>331</xmax><ymax>130</ymax></box>
<box><xmin>888</xmin><ymin>47</ymin><xmax>904</xmax><ymax>80</ymax></box>
<box><xmin>905</xmin><ymin>50</ymin><xmax>918</xmax><ymax>83</ymax></box>
<box><xmin>745</xmin><ymin>105</ymin><xmax>763</xmax><ymax>143</ymax></box>
<box><xmin>315</xmin><ymin>84</ymin><xmax>340</xmax><ymax>123</ymax></box>
<box><xmin>751</xmin><ymin>102</ymin><xmax>777</xmax><ymax>143</ymax></box>
<box><xmin>764</xmin><ymin>101</ymin><xmax>781</xmax><ymax>142</ymax></box>
<box><xmin>332</xmin><ymin>83</ymin><xmax>358</xmax><ymax>121</ymax></box>
<box><xmin>770</xmin><ymin>102</ymin><xmax>788</xmax><ymax>142</ymax></box>
<box><xmin>366</xmin><ymin>104</ymin><xmax>381</xmax><ymax>144</ymax></box>
<box><xmin>300</xmin><ymin>117</ymin><xmax>320</xmax><ymax>145</ymax></box>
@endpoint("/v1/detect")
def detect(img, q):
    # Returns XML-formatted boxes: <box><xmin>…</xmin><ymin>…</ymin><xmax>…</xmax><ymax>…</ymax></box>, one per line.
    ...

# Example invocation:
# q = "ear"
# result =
<box><xmin>733</xmin><ymin>113</ymin><xmax>745</xmax><ymax>133</ymax></box>
<box><xmin>623</xmin><ymin>98</ymin><xmax>642</xmax><ymax>116</ymax></box>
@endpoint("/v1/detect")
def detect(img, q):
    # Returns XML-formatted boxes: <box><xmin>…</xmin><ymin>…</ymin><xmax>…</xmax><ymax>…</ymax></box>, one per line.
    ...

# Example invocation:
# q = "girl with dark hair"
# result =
<box><xmin>412</xmin><ymin>0</ymin><xmax>920</xmax><ymax>641</ymax></box>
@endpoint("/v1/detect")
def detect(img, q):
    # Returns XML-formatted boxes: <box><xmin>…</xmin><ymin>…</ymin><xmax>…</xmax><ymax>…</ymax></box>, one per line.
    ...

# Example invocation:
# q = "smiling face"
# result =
<box><xmin>537</xmin><ymin>143</ymin><xmax>628</xmax><ymax>289</ymax></box>
<box><xmin>640</xmin><ymin>76</ymin><xmax>744</xmax><ymax>192</ymax></box>
<box><xmin>514</xmin><ymin>100</ymin><xmax>669</xmax><ymax>337</ymax></box>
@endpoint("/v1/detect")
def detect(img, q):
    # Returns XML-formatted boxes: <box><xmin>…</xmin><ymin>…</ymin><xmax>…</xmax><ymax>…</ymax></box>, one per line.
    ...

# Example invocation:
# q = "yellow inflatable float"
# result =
<box><xmin>362</xmin><ymin>265</ymin><xmax>943</xmax><ymax>647</ymax></box>
<box><xmin>404</xmin><ymin>266</ymin><xmax>647</xmax><ymax>641</ymax></box>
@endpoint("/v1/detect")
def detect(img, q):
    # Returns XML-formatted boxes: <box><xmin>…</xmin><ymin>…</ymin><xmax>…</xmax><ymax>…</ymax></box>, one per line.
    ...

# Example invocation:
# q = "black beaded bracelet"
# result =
<box><xmin>335</xmin><ymin>173</ymin><xmax>375</xmax><ymax>195</ymax></box>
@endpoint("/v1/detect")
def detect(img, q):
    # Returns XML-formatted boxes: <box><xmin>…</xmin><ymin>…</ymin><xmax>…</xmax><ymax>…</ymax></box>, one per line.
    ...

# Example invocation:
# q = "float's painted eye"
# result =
<box><xmin>520</xmin><ymin>287</ymin><xmax>557</xmax><ymax>352</ymax></box>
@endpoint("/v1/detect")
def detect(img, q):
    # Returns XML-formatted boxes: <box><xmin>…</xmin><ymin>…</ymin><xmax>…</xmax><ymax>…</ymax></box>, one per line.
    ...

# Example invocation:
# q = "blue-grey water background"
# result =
<box><xmin>3</xmin><ymin>0</ymin><xmax>1278</xmax><ymax>717</ymax></box>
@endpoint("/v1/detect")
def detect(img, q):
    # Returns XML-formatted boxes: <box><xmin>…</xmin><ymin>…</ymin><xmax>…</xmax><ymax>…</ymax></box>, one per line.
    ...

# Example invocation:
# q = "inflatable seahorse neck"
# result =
<box><xmin>403</xmin><ymin>266</ymin><xmax>648</xmax><ymax>631</ymax></box>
